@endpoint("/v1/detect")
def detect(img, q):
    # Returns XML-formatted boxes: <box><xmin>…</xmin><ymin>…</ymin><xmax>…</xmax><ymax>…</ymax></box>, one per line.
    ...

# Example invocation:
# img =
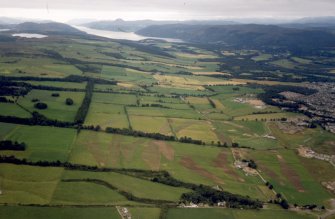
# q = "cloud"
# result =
<box><xmin>0</xmin><ymin>0</ymin><xmax>334</xmax><ymax>21</ymax></box>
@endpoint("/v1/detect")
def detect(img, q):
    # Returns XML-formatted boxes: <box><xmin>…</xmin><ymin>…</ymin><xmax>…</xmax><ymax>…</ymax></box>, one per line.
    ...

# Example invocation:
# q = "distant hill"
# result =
<box><xmin>83</xmin><ymin>19</ymin><xmax>237</xmax><ymax>32</ymax></box>
<box><xmin>136</xmin><ymin>24</ymin><xmax>335</xmax><ymax>52</ymax></box>
<box><xmin>84</xmin><ymin>19</ymin><xmax>178</xmax><ymax>32</ymax></box>
<box><xmin>14</xmin><ymin>22</ymin><xmax>85</xmax><ymax>35</ymax></box>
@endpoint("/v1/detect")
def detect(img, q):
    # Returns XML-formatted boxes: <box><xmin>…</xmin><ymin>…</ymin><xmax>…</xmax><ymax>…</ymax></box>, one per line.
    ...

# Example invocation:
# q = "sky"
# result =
<box><xmin>0</xmin><ymin>0</ymin><xmax>335</xmax><ymax>22</ymax></box>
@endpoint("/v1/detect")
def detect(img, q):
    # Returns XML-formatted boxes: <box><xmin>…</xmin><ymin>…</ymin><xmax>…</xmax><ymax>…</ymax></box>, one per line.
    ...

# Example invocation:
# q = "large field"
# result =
<box><xmin>0</xmin><ymin>28</ymin><xmax>334</xmax><ymax>219</ymax></box>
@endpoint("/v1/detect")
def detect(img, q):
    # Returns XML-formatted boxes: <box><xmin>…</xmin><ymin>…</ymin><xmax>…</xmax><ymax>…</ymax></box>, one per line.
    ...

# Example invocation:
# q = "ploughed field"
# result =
<box><xmin>0</xmin><ymin>33</ymin><xmax>334</xmax><ymax>219</ymax></box>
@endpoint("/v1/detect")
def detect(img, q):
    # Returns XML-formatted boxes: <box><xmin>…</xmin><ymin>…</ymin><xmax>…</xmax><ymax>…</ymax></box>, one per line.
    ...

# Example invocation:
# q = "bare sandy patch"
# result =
<box><xmin>205</xmin><ymin>81</ymin><xmax>246</xmax><ymax>86</ymax></box>
<box><xmin>180</xmin><ymin>156</ymin><xmax>224</xmax><ymax>184</ymax></box>
<box><xmin>246</xmin><ymin>99</ymin><xmax>265</xmax><ymax>107</ymax></box>
<box><xmin>154</xmin><ymin>140</ymin><xmax>175</xmax><ymax>161</ymax></box>
<box><xmin>117</xmin><ymin>82</ymin><xmax>135</xmax><ymax>88</ymax></box>
<box><xmin>142</xmin><ymin>142</ymin><xmax>161</xmax><ymax>171</ymax></box>
<box><xmin>121</xmin><ymin>138</ymin><xmax>145</xmax><ymax>162</ymax></box>
<box><xmin>192</xmin><ymin>72</ymin><xmax>231</xmax><ymax>76</ymax></box>
<box><xmin>277</xmin><ymin>155</ymin><xmax>305</xmax><ymax>192</ymax></box>
<box><xmin>213</xmin><ymin>151</ymin><xmax>244</xmax><ymax>182</ymax></box>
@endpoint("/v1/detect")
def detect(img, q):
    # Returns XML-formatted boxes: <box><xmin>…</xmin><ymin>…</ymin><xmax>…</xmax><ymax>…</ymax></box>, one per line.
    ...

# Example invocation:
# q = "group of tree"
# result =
<box><xmin>65</xmin><ymin>98</ymin><xmax>74</xmax><ymax>105</ymax></box>
<box><xmin>0</xmin><ymin>112</ymin><xmax>75</xmax><ymax>128</ymax></box>
<box><xmin>32</xmin><ymin>84</ymin><xmax>85</xmax><ymax>92</ymax></box>
<box><xmin>140</xmin><ymin>103</ymin><xmax>170</xmax><ymax>109</ymax></box>
<box><xmin>242</xmin><ymin>159</ymin><xmax>257</xmax><ymax>169</ymax></box>
<box><xmin>34</xmin><ymin>102</ymin><xmax>48</xmax><ymax>110</ymax></box>
<box><xmin>1</xmin><ymin>75</ymin><xmax>116</xmax><ymax>85</ymax></box>
<box><xmin>0</xmin><ymin>140</ymin><xmax>26</xmax><ymax>151</ymax></box>
<box><xmin>0</xmin><ymin>79</ymin><xmax>32</xmax><ymax>97</ymax></box>
<box><xmin>179</xmin><ymin>136</ymin><xmax>205</xmax><ymax>145</ymax></box>
<box><xmin>0</xmin><ymin>97</ymin><xmax>14</xmax><ymax>103</ymax></box>
<box><xmin>181</xmin><ymin>185</ymin><xmax>263</xmax><ymax>209</ymax></box>
<box><xmin>81</xmin><ymin>125</ymin><xmax>101</xmax><ymax>132</ymax></box>
<box><xmin>265</xmin><ymin>181</ymin><xmax>274</xmax><ymax>190</ymax></box>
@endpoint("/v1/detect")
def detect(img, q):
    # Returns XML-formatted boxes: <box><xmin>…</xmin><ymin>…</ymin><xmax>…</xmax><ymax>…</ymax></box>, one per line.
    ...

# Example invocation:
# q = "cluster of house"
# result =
<box><xmin>279</xmin><ymin>83</ymin><xmax>335</xmax><ymax>133</ymax></box>
<box><xmin>180</xmin><ymin>201</ymin><xmax>227</xmax><ymax>208</ymax></box>
<box><xmin>117</xmin><ymin>206</ymin><xmax>131</xmax><ymax>219</ymax></box>
<box><xmin>234</xmin><ymin>160</ymin><xmax>258</xmax><ymax>176</ymax></box>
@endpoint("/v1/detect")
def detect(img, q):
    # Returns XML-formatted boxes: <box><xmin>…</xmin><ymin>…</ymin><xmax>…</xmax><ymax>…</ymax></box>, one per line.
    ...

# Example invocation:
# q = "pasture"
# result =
<box><xmin>18</xmin><ymin>90</ymin><xmax>85</xmax><ymax>122</ymax></box>
<box><xmin>248</xmin><ymin>149</ymin><xmax>333</xmax><ymax>205</ymax></box>
<box><xmin>68</xmin><ymin>130</ymin><xmax>272</xmax><ymax>200</ymax></box>
<box><xmin>0</xmin><ymin>124</ymin><xmax>76</xmax><ymax>162</ymax></box>
<box><xmin>0</xmin><ymin>103</ymin><xmax>31</xmax><ymax>118</ymax></box>
<box><xmin>0</xmin><ymin>206</ymin><xmax>121</xmax><ymax>219</ymax></box>
<box><xmin>166</xmin><ymin>208</ymin><xmax>315</xmax><ymax>219</ymax></box>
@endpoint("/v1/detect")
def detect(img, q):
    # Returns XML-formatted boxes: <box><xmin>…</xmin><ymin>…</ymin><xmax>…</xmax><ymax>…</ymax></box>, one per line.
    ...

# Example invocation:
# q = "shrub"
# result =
<box><xmin>51</xmin><ymin>93</ymin><xmax>60</xmax><ymax>97</ymax></box>
<box><xmin>65</xmin><ymin>98</ymin><xmax>74</xmax><ymax>105</ymax></box>
<box><xmin>34</xmin><ymin>102</ymin><xmax>48</xmax><ymax>110</ymax></box>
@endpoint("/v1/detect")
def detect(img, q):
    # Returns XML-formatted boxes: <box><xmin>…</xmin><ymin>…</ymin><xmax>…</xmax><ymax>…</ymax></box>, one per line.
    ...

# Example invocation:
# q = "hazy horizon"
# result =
<box><xmin>0</xmin><ymin>0</ymin><xmax>334</xmax><ymax>23</ymax></box>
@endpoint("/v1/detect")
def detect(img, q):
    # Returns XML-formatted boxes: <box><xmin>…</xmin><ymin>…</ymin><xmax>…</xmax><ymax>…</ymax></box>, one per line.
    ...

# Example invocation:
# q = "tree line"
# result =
<box><xmin>0</xmin><ymin>112</ymin><xmax>76</xmax><ymax>128</ymax></box>
<box><xmin>0</xmin><ymin>75</ymin><xmax>117</xmax><ymax>85</ymax></box>
<box><xmin>74</xmin><ymin>81</ymin><xmax>94</xmax><ymax>124</ymax></box>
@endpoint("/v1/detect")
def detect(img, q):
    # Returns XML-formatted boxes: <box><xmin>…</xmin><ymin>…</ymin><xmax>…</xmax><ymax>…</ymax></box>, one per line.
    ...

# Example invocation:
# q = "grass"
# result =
<box><xmin>129</xmin><ymin>207</ymin><xmax>161</xmax><ymax>219</ymax></box>
<box><xmin>271</xmin><ymin>59</ymin><xmax>296</xmax><ymax>69</ymax></box>
<box><xmin>62</xmin><ymin>170</ymin><xmax>190</xmax><ymax>202</ymax></box>
<box><xmin>0</xmin><ymin>122</ymin><xmax>18</xmax><ymax>139</ymax></box>
<box><xmin>130</xmin><ymin>115</ymin><xmax>173</xmax><ymax>136</ymax></box>
<box><xmin>169</xmin><ymin>118</ymin><xmax>219</xmax><ymax>144</ymax></box>
<box><xmin>0</xmin><ymin>57</ymin><xmax>82</xmax><ymax>77</ymax></box>
<box><xmin>0</xmin><ymin>164</ymin><xmax>63</xmax><ymax>204</ymax></box>
<box><xmin>0</xmin><ymin>206</ymin><xmax>121</xmax><ymax>219</ymax></box>
<box><xmin>0</xmin><ymin>103</ymin><xmax>31</xmax><ymax>118</ymax></box>
<box><xmin>166</xmin><ymin>208</ymin><xmax>316</xmax><ymax>219</ymax></box>
<box><xmin>148</xmin><ymin>86</ymin><xmax>213</xmax><ymax>96</ymax></box>
<box><xmin>127</xmin><ymin>107</ymin><xmax>203</xmax><ymax>120</ymax></box>
<box><xmin>252</xmin><ymin>54</ymin><xmax>273</xmax><ymax>62</ymax></box>
<box><xmin>213</xmin><ymin>121</ymin><xmax>281</xmax><ymax>149</ymax></box>
<box><xmin>51</xmin><ymin>181</ymin><xmax>133</xmax><ymax>205</ymax></box>
<box><xmin>1</xmin><ymin>125</ymin><xmax>77</xmax><ymax>162</ymax></box>
<box><xmin>85</xmin><ymin>101</ymin><xmax>129</xmax><ymax>129</ymax></box>
<box><xmin>18</xmin><ymin>90</ymin><xmax>85</xmax><ymax>122</ymax></box>
<box><xmin>93</xmin><ymin>93</ymin><xmax>137</xmax><ymax>105</ymax></box>
<box><xmin>248</xmin><ymin>149</ymin><xmax>333</xmax><ymax>205</ymax></box>
<box><xmin>234</xmin><ymin>112</ymin><xmax>299</xmax><ymax>121</ymax></box>
<box><xmin>268</xmin><ymin>123</ymin><xmax>335</xmax><ymax>152</ymax></box>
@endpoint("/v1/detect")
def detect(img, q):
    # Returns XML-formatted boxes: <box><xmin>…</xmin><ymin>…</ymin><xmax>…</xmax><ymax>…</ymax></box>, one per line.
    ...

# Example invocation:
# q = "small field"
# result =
<box><xmin>0</xmin><ymin>206</ymin><xmax>121</xmax><ymax>219</ymax></box>
<box><xmin>166</xmin><ymin>208</ymin><xmax>315</xmax><ymax>219</ymax></box>
<box><xmin>0</xmin><ymin>124</ymin><xmax>76</xmax><ymax>162</ymax></box>
<box><xmin>17</xmin><ymin>90</ymin><xmax>85</xmax><ymax>122</ymax></box>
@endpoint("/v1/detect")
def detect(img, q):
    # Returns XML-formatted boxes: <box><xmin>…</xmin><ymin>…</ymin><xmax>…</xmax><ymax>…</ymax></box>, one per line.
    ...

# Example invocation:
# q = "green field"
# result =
<box><xmin>0</xmin><ymin>103</ymin><xmax>31</xmax><ymax>118</ymax></box>
<box><xmin>17</xmin><ymin>90</ymin><xmax>85</xmax><ymax>122</ymax></box>
<box><xmin>0</xmin><ymin>206</ymin><xmax>121</xmax><ymax>219</ymax></box>
<box><xmin>0</xmin><ymin>164</ymin><xmax>63</xmax><ymax>204</ymax></box>
<box><xmin>166</xmin><ymin>208</ymin><xmax>315</xmax><ymax>219</ymax></box>
<box><xmin>0</xmin><ymin>124</ymin><xmax>76</xmax><ymax>162</ymax></box>
<box><xmin>130</xmin><ymin>115</ymin><xmax>172</xmax><ymax>135</ymax></box>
